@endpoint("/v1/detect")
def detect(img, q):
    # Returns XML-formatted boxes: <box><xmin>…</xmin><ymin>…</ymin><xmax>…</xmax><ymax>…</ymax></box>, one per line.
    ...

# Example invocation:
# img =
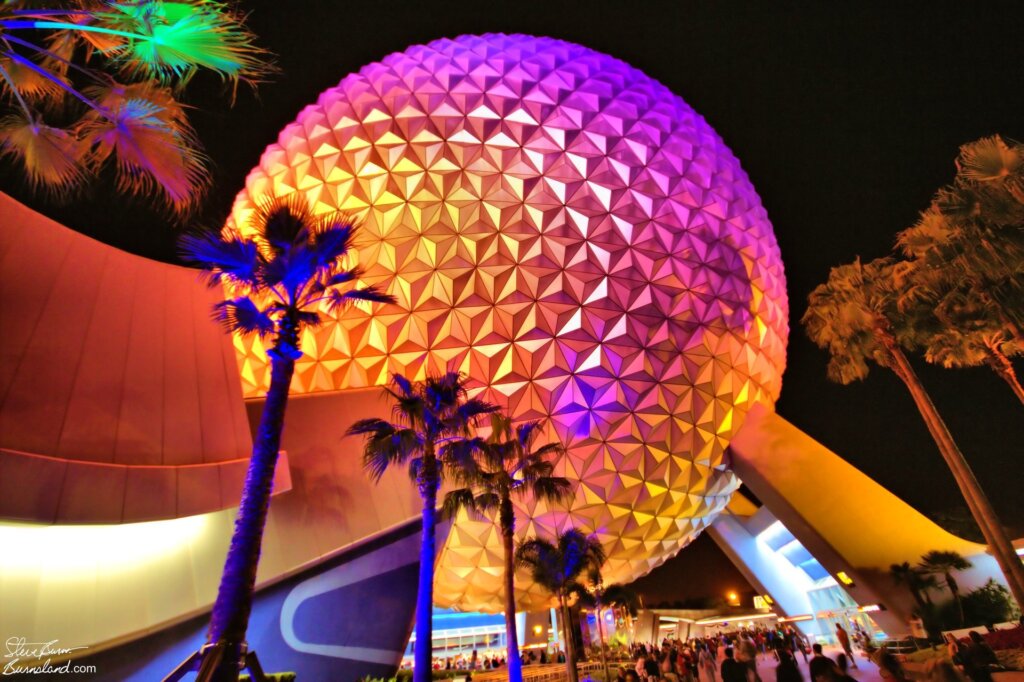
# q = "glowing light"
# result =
<box><xmin>778</xmin><ymin>615</ymin><xmax>814</xmax><ymax>623</ymax></box>
<box><xmin>0</xmin><ymin>515</ymin><xmax>212</xmax><ymax>577</ymax></box>
<box><xmin>836</xmin><ymin>571</ymin><xmax>855</xmax><ymax>586</ymax></box>
<box><xmin>532</xmin><ymin>625</ymin><xmax>543</xmax><ymax>635</ymax></box>
<box><xmin>857</xmin><ymin>604</ymin><xmax>884</xmax><ymax>613</ymax></box>
<box><xmin>231</xmin><ymin>33</ymin><xmax>788</xmax><ymax>612</ymax></box>
<box><xmin>697</xmin><ymin>613</ymin><xmax>778</xmax><ymax>625</ymax></box>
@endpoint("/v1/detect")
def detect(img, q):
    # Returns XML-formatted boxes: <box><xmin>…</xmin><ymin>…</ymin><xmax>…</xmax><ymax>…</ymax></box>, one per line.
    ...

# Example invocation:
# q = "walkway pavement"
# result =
<box><xmin>740</xmin><ymin>647</ymin><xmax>884</xmax><ymax>682</ymax></box>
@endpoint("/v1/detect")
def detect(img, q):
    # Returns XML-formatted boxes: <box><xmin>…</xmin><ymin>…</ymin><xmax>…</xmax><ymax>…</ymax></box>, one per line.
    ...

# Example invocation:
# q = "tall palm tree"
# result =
<box><xmin>802</xmin><ymin>256</ymin><xmax>1024</xmax><ymax>610</ymax></box>
<box><xmin>442</xmin><ymin>413</ymin><xmax>573</xmax><ymax>682</ymax></box>
<box><xmin>175</xmin><ymin>197</ymin><xmax>394</xmax><ymax>682</ymax></box>
<box><xmin>919</xmin><ymin>550</ymin><xmax>974</xmax><ymax>627</ymax></box>
<box><xmin>515</xmin><ymin>529</ymin><xmax>606</xmax><ymax>682</ymax></box>
<box><xmin>0</xmin><ymin>0</ymin><xmax>271</xmax><ymax>214</ymax></box>
<box><xmin>348</xmin><ymin>372</ymin><xmax>497</xmax><ymax>682</ymax></box>
<box><xmin>896</xmin><ymin>206</ymin><xmax>1024</xmax><ymax>405</ymax></box>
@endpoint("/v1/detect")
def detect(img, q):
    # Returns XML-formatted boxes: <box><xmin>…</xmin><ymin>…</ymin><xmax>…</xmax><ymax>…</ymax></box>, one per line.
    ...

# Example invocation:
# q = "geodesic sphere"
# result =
<box><xmin>229</xmin><ymin>34</ymin><xmax>788</xmax><ymax>612</ymax></box>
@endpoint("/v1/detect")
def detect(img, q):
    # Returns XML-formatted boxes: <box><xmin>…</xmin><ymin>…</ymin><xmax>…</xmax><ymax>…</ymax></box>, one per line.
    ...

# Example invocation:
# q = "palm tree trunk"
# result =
<box><xmin>595</xmin><ymin>601</ymin><xmax>610</xmax><ymax>682</ymax></box>
<box><xmin>501</xmin><ymin>499</ymin><xmax>524</xmax><ymax>682</ymax></box>
<box><xmin>882</xmin><ymin>334</ymin><xmax>1024</xmax><ymax>609</ymax></box>
<box><xmin>947</xmin><ymin>573</ymin><xmax>965</xmax><ymax>626</ymax></box>
<box><xmin>414</xmin><ymin>465</ymin><xmax>439</xmax><ymax>682</ymax></box>
<box><xmin>984</xmin><ymin>347</ymin><xmax>1024</xmax><ymax>408</ymax></box>
<box><xmin>560</xmin><ymin>595</ymin><xmax>579</xmax><ymax>682</ymax></box>
<box><xmin>202</xmin><ymin>351</ymin><xmax>295</xmax><ymax>682</ymax></box>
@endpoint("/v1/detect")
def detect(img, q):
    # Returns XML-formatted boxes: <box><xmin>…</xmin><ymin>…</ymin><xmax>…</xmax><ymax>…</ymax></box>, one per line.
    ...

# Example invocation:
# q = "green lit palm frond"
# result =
<box><xmin>97</xmin><ymin>1</ymin><xmax>273</xmax><ymax>85</ymax></box>
<box><xmin>0</xmin><ymin>1</ymin><xmax>273</xmax><ymax>214</ymax></box>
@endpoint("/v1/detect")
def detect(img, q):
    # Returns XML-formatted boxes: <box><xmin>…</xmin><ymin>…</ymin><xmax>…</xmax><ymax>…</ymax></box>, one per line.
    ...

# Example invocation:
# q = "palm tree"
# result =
<box><xmin>890</xmin><ymin>561</ymin><xmax>940</xmax><ymax>639</ymax></box>
<box><xmin>348</xmin><ymin>372</ymin><xmax>497</xmax><ymax>682</ymax></box>
<box><xmin>442</xmin><ymin>413</ymin><xmax>573</xmax><ymax>682</ymax></box>
<box><xmin>577</xmin><ymin>568</ymin><xmax>641</xmax><ymax>682</ymax></box>
<box><xmin>515</xmin><ymin>529</ymin><xmax>606</xmax><ymax>682</ymax></box>
<box><xmin>0</xmin><ymin>0</ymin><xmax>271</xmax><ymax>214</ymax></box>
<box><xmin>919</xmin><ymin>550</ymin><xmax>974</xmax><ymax>627</ymax></box>
<box><xmin>896</xmin><ymin>206</ymin><xmax>1024</xmax><ymax>405</ymax></box>
<box><xmin>802</xmin><ymin>256</ymin><xmax>1024</xmax><ymax>610</ymax></box>
<box><xmin>174</xmin><ymin>197</ymin><xmax>394</xmax><ymax>682</ymax></box>
<box><xmin>890</xmin><ymin>561</ymin><xmax>938</xmax><ymax>612</ymax></box>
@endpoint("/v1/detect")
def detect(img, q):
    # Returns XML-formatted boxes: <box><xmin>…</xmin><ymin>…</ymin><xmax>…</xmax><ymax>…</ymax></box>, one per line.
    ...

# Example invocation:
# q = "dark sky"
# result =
<box><xmin>3</xmin><ymin>2</ymin><xmax>1023</xmax><ymax>599</ymax></box>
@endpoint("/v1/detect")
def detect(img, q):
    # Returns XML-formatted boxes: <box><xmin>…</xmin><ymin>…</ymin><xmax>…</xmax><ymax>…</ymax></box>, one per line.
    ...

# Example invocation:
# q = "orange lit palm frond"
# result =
<box><xmin>78</xmin><ymin>81</ymin><xmax>209</xmax><ymax>214</ymax></box>
<box><xmin>0</xmin><ymin>112</ymin><xmax>87</xmax><ymax>194</ymax></box>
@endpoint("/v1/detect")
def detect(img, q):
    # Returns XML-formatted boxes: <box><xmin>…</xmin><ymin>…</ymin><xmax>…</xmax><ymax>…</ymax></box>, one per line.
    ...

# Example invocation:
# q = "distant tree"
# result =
<box><xmin>962</xmin><ymin>579</ymin><xmax>1018</xmax><ymax>626</ymax></box>
<box><xmin>177</xmin><ymin>197</ymin><xmax>393</xmax><ymax>681</ymax></box>
<box><xmin>919</xmin><ymin>550</ymin><xmax>974</xmax><ymax>627</ymax></box>
<box><xmin>0</xmin><ymin>1</ymin><xmax>272</xmax><ymax>215</ymax></box>
<box><xmin>442</xmin><ymin>413</ymin><xmax>573</xmax><ymax>682</ymax></box>
<box><xmin>802</xmin><ymin>256</ymin><xmax>1024</xmax><ymax>609</ymax></box>
<box><xmin>515</xmin><ymin>529</ymin><xmax>606</xmax><ymax>682</ymax></box>
<box><xmin>348</xmin><ymin>372</ymin><xmax>496</xmax><ymax>682</ymax></box>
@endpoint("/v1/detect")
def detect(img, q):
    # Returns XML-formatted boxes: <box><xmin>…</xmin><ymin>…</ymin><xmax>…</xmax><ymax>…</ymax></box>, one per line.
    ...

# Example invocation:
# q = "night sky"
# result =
<box><xmin>3</xmin><ymin>2</ymin><xmax>1022</xmax><ymax>602</ymax></box>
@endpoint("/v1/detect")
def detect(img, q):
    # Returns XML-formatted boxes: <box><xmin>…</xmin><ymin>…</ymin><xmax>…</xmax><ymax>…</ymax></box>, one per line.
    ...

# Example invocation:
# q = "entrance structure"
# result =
<box><xmin>708</xmin><ymin>404</ymin><xmax>1011</xmax><ymax>641</ymax></box>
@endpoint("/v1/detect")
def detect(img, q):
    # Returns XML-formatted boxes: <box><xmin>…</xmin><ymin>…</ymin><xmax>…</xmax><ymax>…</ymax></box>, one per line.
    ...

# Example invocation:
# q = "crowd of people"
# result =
<box><xmin>611</xmin><ymin>624</ymin><xmax>895</xmax><ymax>682</ymax></box>
<box><xmin>607</xmin><ymin>625</ymin><xmax>817</xmax><ymax>682</ymax></box>
<box><xmin>421</xmin><ymin>646</ymin><xmax>568</xmax><ymax>672</ymax></box>
<box><xmin>412</xmin><ymin>619</ymin><xmax>1015</xmax><ymax>682</ymax></box>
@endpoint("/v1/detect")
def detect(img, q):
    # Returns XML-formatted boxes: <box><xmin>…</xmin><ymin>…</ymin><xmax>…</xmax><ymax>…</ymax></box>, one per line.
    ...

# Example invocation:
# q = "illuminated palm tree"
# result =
<box><xmin>515</xmin><ymin>529</ymin><xmax>606</xmax><ymax>682</ymax></box>
<box><xmin>348</xmin><ymin>372</ymin><xmax>497</xmax><ymax>682</ymax></box>
<box><xmin>896</xmin><ymin>207</ymin><xmax>1024</xmax><ymax>405</ymax></box>
<box><xmin>577</xmin><ymin>567</ymin><xmax>641</xmax><ymax>682</ymax></box>
<box><xmin>895</xmin><ymin>136</ymin><xmax>1024</xmax><ymax>403</ymax></box>
<box><xmin>802</xmin><ymin>256</ymin><xmax>1024</xmax><ymax>610</ymax></box>
<box><xmin>919</xmin><ymin>550</ymin><xmax>974</xmax><ymax>627</ymax></box>
<box><xmin>0</xmin><ymin>0</ymin><xmax>271</xmax><ymax>214</ymax></box>
<box><xmin>442</xmin><ymin>413</ymin><xmax>573</xmax><ymax>682</ymax></box>
<box><xmin>174</xmin><ymin>197</ymin><xmax>393</xmax><ymax>682</ymax></box>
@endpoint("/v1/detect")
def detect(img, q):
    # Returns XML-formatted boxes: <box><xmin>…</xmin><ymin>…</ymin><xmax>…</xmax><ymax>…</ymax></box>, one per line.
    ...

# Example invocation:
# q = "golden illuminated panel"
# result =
<box><xmin>228</xmin><ymin>34</ymin><xmax>788</xmax><ymax>611</ymax></box>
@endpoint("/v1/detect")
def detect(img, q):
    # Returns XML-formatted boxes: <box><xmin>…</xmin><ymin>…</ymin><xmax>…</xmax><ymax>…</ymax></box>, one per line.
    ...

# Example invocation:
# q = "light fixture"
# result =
<box><xmin>836</xmin><ymin>571</ymin><xmax>855</xmax><ymax>586</ymax></box>
<box><xmin>857</xmin><ymin>604</ymin><xmax>885</xmax><ymax>613</ymax></box>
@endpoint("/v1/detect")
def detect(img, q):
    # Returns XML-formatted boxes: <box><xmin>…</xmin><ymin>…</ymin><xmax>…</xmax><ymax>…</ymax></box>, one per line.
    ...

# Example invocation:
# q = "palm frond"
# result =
<box><xmin>530</xmin><ymin>475</ymin><xmax>573</xmax><ymax>505</ymax></box>
<box><xmin>103</xmin><ymin>1</ymin><xmax>273</xmax><ymax>85</ymax></box>
<box><xmin>346</xmin><ymin>418</ymin><xmax>421</xmax><ymax>481</ymax></box>
<box><xmin>325</xmin><ymin>283</ymin><xmax>395</xmax><ymax>312</ymax></box>
<box><xmin>211</xmin><ymin>297</ymin><xmax>273</xmax><ymax>336</ymax></box>
<box><xmin>0</xmin><ymin>52</ymin><xmax>67</xmax><ymax>102</ymax></box>
<box><xmin>79</xmin><ymin>81</ymin><xmax>209</xmax><ymax>214</ymax></box>
<box><xmin>956</xmin><ymin>135</ymin><xmax>1021</xmax><ymax>184</ymax></box>
<box><xmin>311</xmin><ymin>220</ymin><xmax>356</xmax><ymax>268</ymax></box>
<box><xmin>178</xmin><ymin>230</ymin><xmax>260</xmax><ymax>287</ymax></box>
<box><xmin>251</xmin><ymin>195</ymin><xmax>314</xmax><ymax>253</ymax></box>
<box><xmin>0</xmin><ymin>112</ymin><xmax>86</xmax><ymax>194</ymax></box>
<box><xmin>442</xmin><ymin>487</ymin><xmax>478</xmax><ymax>520</ymax></box>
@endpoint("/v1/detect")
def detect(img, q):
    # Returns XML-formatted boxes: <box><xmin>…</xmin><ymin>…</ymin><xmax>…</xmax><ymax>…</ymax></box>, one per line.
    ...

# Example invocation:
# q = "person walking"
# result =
<box><xmin>720</xmin><ymin>648</ymin><xmax>746</xmax><ymax>682</ymax></box>
<box><xmin>835</xmin><ymin>625</ymin><xmax>857</xmax><ymax>669</ymax></box>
